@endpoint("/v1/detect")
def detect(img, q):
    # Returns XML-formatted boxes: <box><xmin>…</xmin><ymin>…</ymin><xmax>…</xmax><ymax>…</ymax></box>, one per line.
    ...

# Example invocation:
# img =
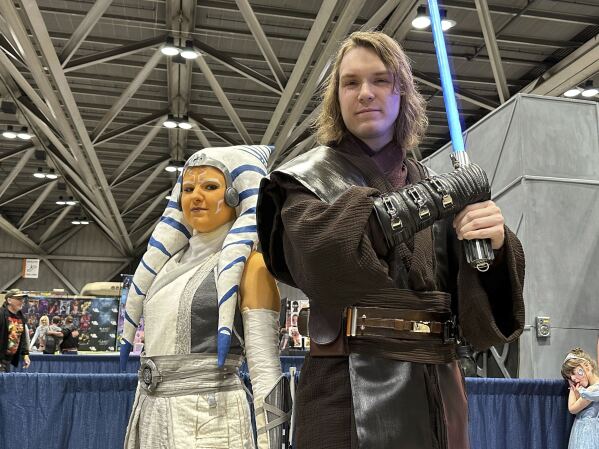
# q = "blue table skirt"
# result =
<box><xmin>2</xmin><ymin>363</ymin><xmax>573</xmax><ymax>449</ymax></box>
<box><xmin>15</xmin><ymin>353</ymin><xmax>305</xmax><ymax>374</ymax></box>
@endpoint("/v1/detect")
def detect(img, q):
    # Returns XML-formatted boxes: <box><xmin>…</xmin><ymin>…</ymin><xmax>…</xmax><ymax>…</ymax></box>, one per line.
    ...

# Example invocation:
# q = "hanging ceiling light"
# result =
<box><xmin>563</xmin><ymin>87</ymin><xmax>581</xmax><ymax>98</ymax></box>
<box><xmin>46</xmin><ymin>169</ymin><xmax>58</xmax><ymax>179</ymax></box>
<box><xmin>180</xmin><ymin>40</ymin><xmax>199</xmax><ymax>59</ymax></box>
<box><xmin>177</xmin><ymin>115</ymin><xmax>193</xmax><ymax>129</ymax></box>
<box><xmin>17</xmin><ymin>127</ymin><xmax>32</xmax><ymax>140</ymax></box>
<box><xmin>65</xmin><ymin>196</ymin><xmax>78</xmax><ymax>206</ymax></box>
<box><xmin>2</xmin><ymin>125</ymin><xmax>17</xmax><ymax>139</ymax></box>
<box><xmin>161</xmin><ymin>36</ymin><xmax>179</xmax><ymax>56</ymax></box>
<box><xmin>165</xmin><ymin>160</ymin><xmax>180</xmax><ymax>172</ymax></box>
<box><xmin>412</xmin><ymin>6</ymin><xmax>431</xmax><ymax>29</ymax></box>
<box><xmin>33</xmin><ymin>167</ymin><xmax>46</xmax><ymax>179</ymax></box>
<box><xmin>56</xmin><ymin>196</ymin><xmax>66</xmax><ymax>205</ymax></box>
<box><xmin>581</xmin><ymin>80</ymin><xmax>598</xmax><ymax>98</ymax></box>
<box><xmin>71</xmin><ymin>219</ymin><xmax>81</xmax><ymax>225</ymax></box>
<box><xmin>163</xmin><ymin>114</ymin><xmax>178</xmax><ymax>128</ymax></box>
<box><xmin>440</xmin><ymin>9</ymin><xmax>456</xmax><ymax>31</ymax></box>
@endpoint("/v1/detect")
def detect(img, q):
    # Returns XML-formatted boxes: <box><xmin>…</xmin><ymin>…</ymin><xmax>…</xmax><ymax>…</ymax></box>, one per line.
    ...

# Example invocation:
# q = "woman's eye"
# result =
<box><xmin>376</xmin><ymin>79</ymin><xmax>390</xmax><ymax>84</ymax></box>
<box><xmin>205</xmin><ymin>184</ymin><xmax>219</xmax><ymax>191</ymax></box>
<box><xmin>183</xmin><ymin>187</ymin><xmax>193</xmax><ymax>192</ymax></box>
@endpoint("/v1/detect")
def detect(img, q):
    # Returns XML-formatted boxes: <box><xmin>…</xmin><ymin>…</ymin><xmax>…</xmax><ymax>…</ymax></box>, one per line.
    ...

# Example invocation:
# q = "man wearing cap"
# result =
<box><xmin>0</xmin><ymin>289</ymin><xmax>31</xmax><ymax>372</ymax></box>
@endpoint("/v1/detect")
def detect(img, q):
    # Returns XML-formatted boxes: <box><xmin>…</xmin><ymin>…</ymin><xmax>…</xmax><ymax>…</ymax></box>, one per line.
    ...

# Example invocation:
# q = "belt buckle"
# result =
<box><xmin>139</xmin><ymin>358</ymin><xmax>162</xmax><ymax>393</ymax></box>
<box><xmin>411</xmin><ymin>321</ymin><xmax>431</xmax><ymax>333</ymax></box>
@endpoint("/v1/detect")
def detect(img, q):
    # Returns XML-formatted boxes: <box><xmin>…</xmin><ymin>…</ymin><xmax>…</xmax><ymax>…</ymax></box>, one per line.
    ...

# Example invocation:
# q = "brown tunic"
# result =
<box><xmin>258</xmin><ymin>136</ymin><xmax>525</xmax><ymax>449</ymax></box>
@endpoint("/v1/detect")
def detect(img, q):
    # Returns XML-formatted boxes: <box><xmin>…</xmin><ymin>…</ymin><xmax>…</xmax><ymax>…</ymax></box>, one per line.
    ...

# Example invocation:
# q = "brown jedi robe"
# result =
<box><xmin>259</xmin><ymin>136</ymin><xmax>525</xmax><ymax>449</ymax></box>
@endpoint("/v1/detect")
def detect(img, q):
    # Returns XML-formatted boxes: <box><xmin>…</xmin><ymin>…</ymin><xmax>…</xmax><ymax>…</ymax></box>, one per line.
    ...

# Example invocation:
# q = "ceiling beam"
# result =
<box><xmin>188</xmin><ymin>112</ymin><xmax>236</xmax><ymax>145</ymax></box>
<box><xmin>442</xmin><ymin>0</ymin><xmax>599</xmax><ymax>27</ymax></box>
<box><xmin>413</xmin><ymin>70</ymin><xmax>499</xmax><ymax>110</ymax></box>
<box><xmin>20</xmin><ymin>0</ymin><xmax>134</xmax><ymax>253</ymax></box>
<box><xmin>235</xmin><ymin>0</ymin><xmax>286</xmax><ymax>90</ymax></box>
<box><xmin>0</xmin><ymin>180</ymin><xmax>54</xmax><ymax>208</ymax></box>
<box><xmin>0</xmin><ymin>147</ymin><xmax>34</xmax><ymax>199</ymax></box>
<box><xmin>273</xmin><ymin>0</ymin><xmax>366</xmax><ymax>152</ymax></box>
<box><xmin>111</xmin><ymin>157</ymin><xmax>170</xmax><ymax>189</ymax></box>
<box><xmin>59</xmin><ymin>0</ymin><xmax>113</xmax><ymax>67</ymax></box>
<box><xmin>261</xmin><ymin>0</ymin><xmax>338</xmax><ymax>145</ymax></box>
<box><xmin>109</xmin><ymin>117</ymin><xmax>166</xmax><ymax>186</ymax></box>
<box><xmin>520</xmin><ymin>34</ymin><xmax>599</xmax><ymax>96</ymax></box>
<box><xmin>91</xmin><ymin>49</ymin><xmax>163</xmax><ymax>142</ymax></box>
<box><xmin>121</xmin><ymin>160</ymin><xmax>170</xmax><ymax>213</ymax></box>
<box><xmin>95</xmin><ymin>110</ymin><xmax>167</xmax><ymax>145</ymax></box>
<box><xmin>129</xmin><ymin>187</ymin><xmax>171</xmax><ymax>233</ymax></box>
<box><xmin>193</xmin><ymin>39</ymin><xmax>282</xmax><ymax>95</ymax></box>
<box><xmin>17</xmin><ymin>181</ymin><xmax>57</xmax><ymax>230</ymax></box>
<box><xmin>64</xmin><ymin>35</ymin><xmax>165</xmax><ymax>73</ymax></box>
<box><xmin>474</xmin><ymin>0</ymin><xmax>510</xmax><ymax>103</ymax></box>
<box><xmin>38</xmin><ymin>205</ymin><xmax>74</xmax><ymax>246</ymax></box>
<box><xmin>195</xmin><ymin>55</ymin><xmax>253</xmax><ymax>144</ymax></box>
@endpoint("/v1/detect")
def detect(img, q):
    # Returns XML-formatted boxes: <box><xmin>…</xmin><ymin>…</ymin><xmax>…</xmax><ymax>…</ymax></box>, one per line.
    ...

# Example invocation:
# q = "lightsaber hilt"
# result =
<box><xmin>427</xmin><ymin>0</ymin><xmax>493</xmax><ymax>272</ymax></box>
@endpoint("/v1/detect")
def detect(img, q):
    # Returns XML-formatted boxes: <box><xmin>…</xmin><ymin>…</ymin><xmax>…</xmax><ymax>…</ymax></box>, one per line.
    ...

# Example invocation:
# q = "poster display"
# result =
<box><xmin>24</xmin><ymin>295</ymin><xmax>119</xmax><ymax>352</ymax></box>
<box><xmin>281</xmin><ymin>298</ymin><xmax>310</xmax><ymax>352</ymax></box>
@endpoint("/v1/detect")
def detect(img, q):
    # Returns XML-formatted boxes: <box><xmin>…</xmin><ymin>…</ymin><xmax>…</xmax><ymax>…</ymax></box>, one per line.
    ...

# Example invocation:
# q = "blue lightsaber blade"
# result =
<box><xmin>427</xmin><ymin>0</ymin><xmax>465</xmax><ymax>153</ymax></box>
<box><xmin>427</xmin><ymin>0</ymin><xmax>494</xmax><ymax>271</ymax></box>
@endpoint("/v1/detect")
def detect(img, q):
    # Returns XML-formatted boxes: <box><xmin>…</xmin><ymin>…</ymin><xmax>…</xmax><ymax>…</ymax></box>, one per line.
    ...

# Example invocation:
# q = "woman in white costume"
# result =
<box><xmin>121</xmin><ymin>145</ymin><xmax>289</xmax><ymax>449</ymax></box>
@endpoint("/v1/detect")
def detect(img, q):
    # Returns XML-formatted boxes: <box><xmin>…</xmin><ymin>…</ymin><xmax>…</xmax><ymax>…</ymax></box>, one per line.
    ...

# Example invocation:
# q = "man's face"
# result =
<box><xmin>6</xmin><ymin>296</ymin><xmax>24</xmax><ymax>312</ymax></box>
<box><xmin>181</xmin><ymin>166</ymin><xmax>236</xmax><ymax>233</ymax></box>
<box><xmin>338</xmin><ymin>46</ymin><xmax>401</xmax><ymax>152</ymax></box>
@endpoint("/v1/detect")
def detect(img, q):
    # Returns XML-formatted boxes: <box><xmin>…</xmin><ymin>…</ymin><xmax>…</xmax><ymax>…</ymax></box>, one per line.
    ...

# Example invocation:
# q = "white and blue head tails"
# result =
<box><xmin>121</xmin><ymin>145</ymin><xmax>272</xmax><ymax>368</ymax></box>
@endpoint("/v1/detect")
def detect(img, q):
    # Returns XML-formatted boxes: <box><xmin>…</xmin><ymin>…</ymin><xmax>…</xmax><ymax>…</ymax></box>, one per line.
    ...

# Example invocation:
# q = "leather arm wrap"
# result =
<box><xmin>372</xmin><ymin>163</ymin><xmax>491</xmax><ymax>248</ymax></box>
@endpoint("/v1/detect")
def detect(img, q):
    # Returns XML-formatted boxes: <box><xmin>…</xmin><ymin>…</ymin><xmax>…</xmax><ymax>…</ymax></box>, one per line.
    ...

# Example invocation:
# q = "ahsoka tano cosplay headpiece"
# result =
<box><xmin>121</xmin><ymin>145</ymin><xmax>272</xmax><ymax>367</ymax></box>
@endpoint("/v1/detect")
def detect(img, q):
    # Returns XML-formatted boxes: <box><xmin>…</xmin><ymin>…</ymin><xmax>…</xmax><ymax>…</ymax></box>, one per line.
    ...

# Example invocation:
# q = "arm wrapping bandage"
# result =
<box><xmin>242</xmin><ymin>308</ymin><xmax>291</xmax><ymax>448</ymax></box>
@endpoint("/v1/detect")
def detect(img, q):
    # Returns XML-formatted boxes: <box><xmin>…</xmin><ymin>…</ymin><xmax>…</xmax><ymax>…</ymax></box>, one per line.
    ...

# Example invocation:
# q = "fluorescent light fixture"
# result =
<box><xmin>46</xmin><ymin>169</ymin><xmax>58</xmax><ymax>179</ymax></box>
<box><xmin>161</xmin><ymin>37</ymin><xmax>179</xmax><ymax>56</ymax></box>
<box><xmin>163</xmin><ymin>114</ymin><xmax>178</xmax><ymax>128</ymax></box>
<box><xmin>582</xmin><ymin>80</ymin><xmax>598</xmax><ymax>97</ymax></box>
<box><xmin>440</xmin><ymin>10</ymin><xmax>456</xmax><ymax>31</ymax></box>
<box><xmin>56</xmin><ymin>196</ymin><xmax>66</xmax><ymax>205</ymax></box>
<box><xmin>177</xmin><ymin>166</ymin><xmax>184</xmax><ymax>172</ymax></box>
<box><xmin>180</xmin><ymin>41</ymin><xmax>199</xmax><ymax>59</ymax></box>
<box><xmin>2</xmin><ymin>125</ymin><xmax>17</xmax><ymax>139</ymax></box>
<box><xmin>17</xmin><ymin>127</ymin><xmax>32</xmax><ymax>140</ymax></box>
<box><xmin>80</xmin><ymin>220</ymin><xmax>89</xmax><ymax>225</ymax></box>
<box><xmin>563</xmin><ymin>88</ymin><xmax>581</xmax><ymax>97</ymax></box>
<box><xmin>412</xmin><ymin>6</ymin><xmax>431</xmax><ymax>29</ymax></box>
<box><xmin>178</xmin><ymin>116</ymin><xmax>192</xmax><ymax>129</ymax></box>
<box><xmin>71</xmin><ymin>220</ymin><xmax>81</xmax><ymax>225</ymax></box>
<box><xmin>65</xmin><ymin>196</ymin><xmax>77</xmax><ymax>206</ymax></box>
<box><xmin>33</xmin><ymin>167</ymin><xmax>46</xmax><ymax>179</ymax></box>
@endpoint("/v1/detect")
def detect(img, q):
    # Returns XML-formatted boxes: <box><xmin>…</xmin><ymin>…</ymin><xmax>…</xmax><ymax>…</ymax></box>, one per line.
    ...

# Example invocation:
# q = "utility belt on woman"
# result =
<box><xmin>309</xmin><ymin>290</ymin><xmax>459</xmax><ymax>364</ymax></box>
<box><xmin>138</xmin><ymin>353</ymin><xmax>244</xmax><ymax>397</ymax></box>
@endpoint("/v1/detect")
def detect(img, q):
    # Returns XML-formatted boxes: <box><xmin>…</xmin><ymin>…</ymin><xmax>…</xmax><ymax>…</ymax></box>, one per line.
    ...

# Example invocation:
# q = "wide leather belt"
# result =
<box><xmin>346</xmin><ymin>306</ymin><xmax>457</xmax><ymax>344</ymax></box>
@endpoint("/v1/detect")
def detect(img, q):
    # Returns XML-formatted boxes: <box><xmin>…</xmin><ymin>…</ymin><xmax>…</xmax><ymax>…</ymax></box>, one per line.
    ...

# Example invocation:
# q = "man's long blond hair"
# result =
<box><xmin>315</xmin><ymin>31</ymin><xmax>428</xmax><ymax>151</ymax></box>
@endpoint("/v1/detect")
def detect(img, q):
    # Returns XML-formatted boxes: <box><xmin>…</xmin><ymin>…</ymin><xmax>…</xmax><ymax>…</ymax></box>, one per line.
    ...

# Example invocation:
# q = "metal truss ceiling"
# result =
<box><xmin>0</xmin><ymin>0</ymin><xmax>597</xmax><ymax>271</ymax></box>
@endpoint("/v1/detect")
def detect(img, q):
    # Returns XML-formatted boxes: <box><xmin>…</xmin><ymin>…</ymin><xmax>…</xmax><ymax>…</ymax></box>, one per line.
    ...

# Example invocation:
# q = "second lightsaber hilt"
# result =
<box><xmin>427</xmin><ymin>0</ymin><xmax>494</xmax><ymax>272</ymax></box>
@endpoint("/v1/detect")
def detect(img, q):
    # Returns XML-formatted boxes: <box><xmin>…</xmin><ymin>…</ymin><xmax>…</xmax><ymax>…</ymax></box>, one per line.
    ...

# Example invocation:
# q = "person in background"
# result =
<box><xmin>561</xmin><ymin>347</ymin><xmax>599</xmax><ymax>449</ymax></box>
<box><xmin>0</xmin><ymin>289</ymin><xmax>31</xmax><ymax>372</ymax></box>
<box><xmin>31</xmin><ymin>315</ymin><xmax>50</xmax><ymax>352</ymax></box>
<box><xmin>44</xmin><ymin>316</ymin><xmax>63</xmax><ymax>355</ymax></box>
<box><xmin>60</xmin><ymin>315</ymin><xmax>79</xmax><ymax>354</ymax></box>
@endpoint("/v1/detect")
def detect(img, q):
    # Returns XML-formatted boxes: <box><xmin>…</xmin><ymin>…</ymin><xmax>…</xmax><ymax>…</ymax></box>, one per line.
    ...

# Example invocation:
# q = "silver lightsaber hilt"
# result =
<box><xmin>450</xmin><ymin>152</ymin><xmax>494</xmax><ymax>272</ymax></box>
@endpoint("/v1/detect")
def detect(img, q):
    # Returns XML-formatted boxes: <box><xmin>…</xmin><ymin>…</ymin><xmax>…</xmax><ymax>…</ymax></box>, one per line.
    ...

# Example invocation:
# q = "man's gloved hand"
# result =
<box><xmin>372</xmin><ymin>163</ymin><xmax>491</xmax><ymax>248</ymax></box>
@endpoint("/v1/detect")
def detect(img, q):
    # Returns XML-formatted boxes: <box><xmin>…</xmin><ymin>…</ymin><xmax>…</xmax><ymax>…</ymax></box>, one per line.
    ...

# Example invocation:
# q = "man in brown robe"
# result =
<box><xmin>257</xmin><ymin>31</ymin><xmax>525</xmax><ymax>449</ymax></box>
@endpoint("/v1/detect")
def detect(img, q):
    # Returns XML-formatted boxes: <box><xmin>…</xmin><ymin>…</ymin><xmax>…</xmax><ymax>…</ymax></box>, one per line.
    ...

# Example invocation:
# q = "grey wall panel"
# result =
<box><xmin>11</xmin><ymin>262</ymin><xmax>69</xmax><ymax>292</ymax></box>
<box><xmin>0</xmin><ymin>229</ymin><xmax>37</xmax><ymax>253</ymax></box>
<box><xmin>51</xmin><ymin>260</ymin><xmax>123</xmax><ymax>293</ymax></box>
<box><xmin>52</xmin><ymin>224</ymin><xmax>124</xmax><ymax>257</ymax></box>
<box><xmin>0</xmin><ymin>258</ymin><xmax>23</xmax><ymax>286</ymax></box>
<box><xmin>528</xmin><ymin>327</ymin><xmax>599</xmax><ymax>379</ymax></box>
<box><xmin>423</xmin><ymin>94</ymin><xmax>599</xmax><ymax>379</ymax></box>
